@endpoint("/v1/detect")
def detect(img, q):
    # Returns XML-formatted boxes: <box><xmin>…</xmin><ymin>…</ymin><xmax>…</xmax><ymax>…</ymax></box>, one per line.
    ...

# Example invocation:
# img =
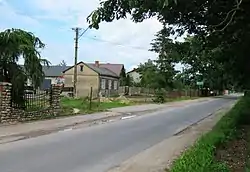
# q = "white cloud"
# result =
<box><xmin>0</xmin><ymin>0</ymin><xmax>164</xmax><ymax>70</ymax></box>
<box><xmin>0</xmin><ymin>0</ymin><xmax>40</xmax><ymax>30</ymax></box>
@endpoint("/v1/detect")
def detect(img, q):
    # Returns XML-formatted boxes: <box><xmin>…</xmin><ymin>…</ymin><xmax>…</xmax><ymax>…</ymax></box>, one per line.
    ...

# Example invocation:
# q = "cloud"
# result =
<box><xmin>0</xmin><ymin>0</ymin><xmax>164</xmax><ymax>70</ymax></box>
<box><xmin>0</xmin><ymin>0</ymin><xmax>40</xmax><ymax>30</ymax></box>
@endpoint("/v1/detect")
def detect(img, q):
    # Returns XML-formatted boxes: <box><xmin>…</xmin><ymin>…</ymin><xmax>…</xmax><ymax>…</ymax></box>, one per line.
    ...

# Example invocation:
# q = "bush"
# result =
<box><xmin>153</xmin><ymin>89</ymin><xmax>166</xmax><ymax>103</ymax></box>
<box><xmin>169</xmin><ymin>96</ymin><xmax>250</xmax><ymax>172</ymax></box>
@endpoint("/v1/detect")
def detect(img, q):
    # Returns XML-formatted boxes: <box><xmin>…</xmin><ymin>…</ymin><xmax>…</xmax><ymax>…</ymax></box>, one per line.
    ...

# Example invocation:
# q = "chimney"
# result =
<box><xmin>95</xmin><ymin>61</ymin><xmax>99</xmax><ymax>67</ymax></box>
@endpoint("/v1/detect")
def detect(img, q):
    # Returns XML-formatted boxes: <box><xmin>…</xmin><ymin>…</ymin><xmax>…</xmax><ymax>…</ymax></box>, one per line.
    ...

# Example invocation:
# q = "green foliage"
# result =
<box><xmin>153</xmin><ymin>89</ymin><xmax>166</xmax><ymax>103</ymax></box>
<box><xmin>119</xmin><ymin>66</ymin><xmax>127</xmax><ymax>86</ymax></box>
<box><xmin>88</xmin><ymin>0</ymin><xmax>249</xmax><ymax>90</ymax></box>
<box><xmin>60</xmin><ymin>97</ymin><xmax>131</xmax><ymax>114</ymax></box>
<box><xmin>138</xmin><ymin>59</ymin><xmax>161</xmax><ymax>88</ymax></box>
<box><xmin>169</xmin><ymin>97</ymin><xmax>250</xmax><ymax>172</ymax></box>
<box><xmin>0</xmin><ymin>28</ymin><xmax>49</xmax><ymax>106</ymax></box>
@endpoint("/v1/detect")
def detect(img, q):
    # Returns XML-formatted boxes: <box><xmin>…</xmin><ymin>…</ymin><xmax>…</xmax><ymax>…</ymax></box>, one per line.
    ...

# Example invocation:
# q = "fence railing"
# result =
<box><xmin>117</xmin><ymin>86</ymin><xmax>199</xmax><ymax>98</ymax></box>
<box><xmin>11</xmin><ymin>89</ymin><xmax>52</xmax><ymax>111</ymax></box>
<box><xmin>0</xmin><ymin>82</ymin><xmax>62</xmax><ymax>124</ymax></box>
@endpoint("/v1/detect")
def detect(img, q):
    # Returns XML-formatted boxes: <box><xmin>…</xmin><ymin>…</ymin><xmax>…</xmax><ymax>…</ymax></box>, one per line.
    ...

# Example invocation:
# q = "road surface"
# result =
<box><xmin>0</xmin><ymin>97</ymin><xmax>237</xmax><ymax>172</ymax></box>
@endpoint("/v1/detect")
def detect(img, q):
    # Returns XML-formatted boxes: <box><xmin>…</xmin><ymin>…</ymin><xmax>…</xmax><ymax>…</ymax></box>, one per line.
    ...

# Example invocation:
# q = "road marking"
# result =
<box><xmin>121</xmin><ymin>115</ymin><xmax>137</xmax><ymax>120</ymax></box>
<box><xmin>108</xmin><ymin>119</ymin><xmax>116</xmax><ymax>122</ymax></box>
<box><xmin>58</xmin><ymin>128</ymin><xmax>73</xmax><ymax>133</ymax></box>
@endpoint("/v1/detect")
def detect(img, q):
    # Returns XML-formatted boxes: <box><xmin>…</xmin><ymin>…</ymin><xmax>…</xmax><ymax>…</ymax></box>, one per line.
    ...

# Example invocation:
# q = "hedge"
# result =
<box><xmin>169</xmin><ymin>96</ymin><xmax>250</xmax><ymax>172</ymax></box>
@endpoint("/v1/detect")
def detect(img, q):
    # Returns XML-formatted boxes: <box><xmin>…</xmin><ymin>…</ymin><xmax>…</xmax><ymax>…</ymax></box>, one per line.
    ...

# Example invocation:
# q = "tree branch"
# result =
<box><xmin>213</xmin><ymin>0</ymin><xmax>242</xmax><ymax>32</ymax></box>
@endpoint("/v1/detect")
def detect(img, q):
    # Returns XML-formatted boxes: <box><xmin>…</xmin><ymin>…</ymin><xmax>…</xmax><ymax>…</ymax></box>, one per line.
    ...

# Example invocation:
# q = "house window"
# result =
<box><xmin>114</xmin><ymin>81</ymin><xmax>118</xmax><ymax>90</ymax></box>
<box><xmin>108</xmin><ymin>80</ymin><xmax>112</xmax><ymax>90</ymax></box>
<box><xmin>80</xmin><ymin>65</ymin><xmax>83</xmax><ymax>72</ymax></box>
<box><xmin>101</xmin><ymin>79</ymin><xmax>106</xmax><ymax>89</ymax></box>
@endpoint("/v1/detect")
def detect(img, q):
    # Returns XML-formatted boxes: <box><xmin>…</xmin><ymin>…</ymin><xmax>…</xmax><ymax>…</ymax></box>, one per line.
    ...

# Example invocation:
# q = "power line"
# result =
<box><xmin>78</xmin><ymin>27</ymin><xmax>90</xmax><ymax>39</ymax></box>
<box><xmin>83</xmin><ymin>36</ymin><xmax>151</xmax><ymax>51</ymax></box>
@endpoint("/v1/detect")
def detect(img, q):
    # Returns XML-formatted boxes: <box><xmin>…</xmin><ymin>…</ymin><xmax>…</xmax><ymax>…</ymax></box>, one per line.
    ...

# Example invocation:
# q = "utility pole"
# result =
<box><xmin>72</xmin><ymin>27</ymin><xmax>81</xmax><ymax>98</ymax></box>
<box><xmin>71</xmin><ymin>26</ymin><xmax>89</xmax><ymax>98</ymax></box>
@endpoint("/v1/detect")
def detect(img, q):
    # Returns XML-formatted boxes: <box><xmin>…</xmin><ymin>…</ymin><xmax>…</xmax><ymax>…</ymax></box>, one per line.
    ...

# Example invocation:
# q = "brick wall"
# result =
<box><xmin>0</xmin><ymin>82</ymin><xmax>62</xmax><ymax>124</ymax></box>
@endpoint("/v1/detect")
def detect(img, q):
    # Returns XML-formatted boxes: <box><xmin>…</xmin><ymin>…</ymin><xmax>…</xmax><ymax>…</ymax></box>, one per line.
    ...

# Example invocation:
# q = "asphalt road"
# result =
<box><xmin>0</xmin><ymin>96</ymin><xmax>237</xmax><ymax>172</ymax></box>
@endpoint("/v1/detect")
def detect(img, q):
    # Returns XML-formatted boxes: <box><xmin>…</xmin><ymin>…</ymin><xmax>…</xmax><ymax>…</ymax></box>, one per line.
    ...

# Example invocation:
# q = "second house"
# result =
<box><xmin>63</xmin><ymin>61</ymin><xmax>124</xmax><ymax>97</ymax></box>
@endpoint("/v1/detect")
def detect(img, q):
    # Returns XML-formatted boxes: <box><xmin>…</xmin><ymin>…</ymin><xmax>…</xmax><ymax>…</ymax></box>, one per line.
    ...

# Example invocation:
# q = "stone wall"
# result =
<box><xmin>0</xmin><ymin>82</ymin><xmax>62</xmax><ymax>124</ymax></box>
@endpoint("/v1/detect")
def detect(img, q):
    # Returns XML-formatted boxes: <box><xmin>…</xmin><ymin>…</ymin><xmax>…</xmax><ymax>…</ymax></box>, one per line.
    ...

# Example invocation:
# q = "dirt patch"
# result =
<box><xmin>215</xmin><ymin>126</ymin><xmax>250</xmax><ymax>172</ymax></box>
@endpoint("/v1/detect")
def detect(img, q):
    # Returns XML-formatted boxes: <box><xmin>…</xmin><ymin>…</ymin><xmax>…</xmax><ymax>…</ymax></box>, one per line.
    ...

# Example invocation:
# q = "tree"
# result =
<box><xmin>125</xmin><ymin>74</ymin><xmax>133</xmax><ymax>86</ymax></box>
<box><xmin>150</xmin><ymin>24</ymin><xmax>179</xmax><ymax>89</ymax></box>
<box><xmin>58</xmin><ymin>60</ymin><xmax>67</xmax><ymax>67</ymax></box>
<box><xmin>88</xmin><ymin>0</ymin><xmax>250</xmax><ymax>90</ymax></box>
<box><xmin>119</xmin><ymin>66</ymin><xmax>127</xmax><ymax>86</ymax></box>
<box><xmin>0</xmin><ymin>28</ymin><xmax>49</xmax><ymax>106</ymax></box>
<box><xmin>137</xmin><ymin>59</ymin><xmax>162</xmax><ymax>89</ymax></box>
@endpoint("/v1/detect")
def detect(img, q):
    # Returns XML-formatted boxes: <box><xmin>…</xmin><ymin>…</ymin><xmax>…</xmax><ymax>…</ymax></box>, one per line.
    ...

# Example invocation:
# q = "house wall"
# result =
<box><xmin>99</xmin><ymin>76</ymin><xmax>119</xmax><ymax>97</ymax></box>
<box><xmin>27</xmin><ymin>77</ymin><xmax>60</xmax><ymax>87</ymax></box>
<box><xmin>128</xmin><ymin>71</ymin><xmax>141</xmax><ymax>83</ymax></box>
<box><xmin>45</xmin><ymin>77</ymin><xmax>58</xmax><ymax>85</ymax></box>
<box><xmin>64</xmin><ymin>63</ymin><xmax>100</xmax><ymax>97</ymax></box>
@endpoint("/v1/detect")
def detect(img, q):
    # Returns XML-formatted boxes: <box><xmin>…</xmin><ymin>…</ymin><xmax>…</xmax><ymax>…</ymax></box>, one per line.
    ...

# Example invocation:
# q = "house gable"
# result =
<box><xmin>63</xmin><ymin>62</ymin><xmax>98</xmax><ymax>76</ymax></box>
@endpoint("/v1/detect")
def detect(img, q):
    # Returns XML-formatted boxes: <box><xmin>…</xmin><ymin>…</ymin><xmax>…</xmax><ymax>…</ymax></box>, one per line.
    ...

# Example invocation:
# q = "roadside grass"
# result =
<box><xmin>60</xmin><ymin>97</ymin><xmax>132</xmax><ymax>115</ymax></box>
<box><xmin>167</xmin><ymin>95</ymin><xmax>250</xmax><ymax>172</ymax></box>
<box><xmin>60</xmin><ymin>96</ymin><xmax>199</xmax><ymax>116</ymax></box>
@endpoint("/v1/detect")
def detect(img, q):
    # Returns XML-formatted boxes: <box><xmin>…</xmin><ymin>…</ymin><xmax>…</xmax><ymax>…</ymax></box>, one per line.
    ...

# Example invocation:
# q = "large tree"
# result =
<box><xmin>88</xmin><ymin>0</ymin><xmax>250</xmax><ymax>90</ymax></box>
<box><xmin>0</xmin><ymin>29</ymin><xmax>49</xmax><ymax>106</ymax></box>
<box><xmin>150</xmin><ymin>24</ymin><xmax>180</xmax><ymax>89</ymax></box>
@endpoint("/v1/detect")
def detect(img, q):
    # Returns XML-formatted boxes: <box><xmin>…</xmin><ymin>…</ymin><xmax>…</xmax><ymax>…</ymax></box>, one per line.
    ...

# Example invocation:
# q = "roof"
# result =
<box><xmin>20</xmin><ymin>65</ymin><xmax>67</xmax><ymax>77</ymax></box>
<box><xmin>87</xmin><ymin>63</ymin><xmax>124</xmax><ymax>76</ymax></box>
<box><xmin>43</xmin><ymin>66</ymin><xmax>69</xmax><ymax>77</ymax></box>
<box><xmin>87</xmin><ymin>63</ymin><xmax>118</xmax><ymax>78</ymax></box>
<box><xmin>63</xmin><ymin>62</ymin><xmax>119</xmax><ymax>78</ymax></box>
<box><xmin>127</xmin><ymin>68</ymin><xmax>139</xmax><ymax>74</ymax></box>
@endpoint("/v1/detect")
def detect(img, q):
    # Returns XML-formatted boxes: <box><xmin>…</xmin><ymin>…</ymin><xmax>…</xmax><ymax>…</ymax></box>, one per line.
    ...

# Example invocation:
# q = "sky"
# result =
<box><xmin>0</xmin><ymin>0</ymin><xmax>165</xmax><ymax>71</ymax></box>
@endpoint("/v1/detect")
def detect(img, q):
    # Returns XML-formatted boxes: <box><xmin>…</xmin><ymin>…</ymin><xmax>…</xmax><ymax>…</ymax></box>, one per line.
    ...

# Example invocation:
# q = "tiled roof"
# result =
<box><xmin>42</xmin><ymin>66</ymin><xmax>69</xmax><ymax>77</ymax></box>
<box><xmin>87</xmin><ymin>64</ymin><xmax>118</xmax><ymax>78</ymax></box>
<box><xmin>127</xmin><ymin>68</ymin><xmax>138</xmax><ymax>73</ymax></box>
<box><xmin>62</xmin><ymin>62</ymin><xmax>120</xmax><ymax>78</ymax></box>
<box><xmin>87</xmin><ymin>63</ymin><xmax>124</xmax><ymax>76</ymax></box>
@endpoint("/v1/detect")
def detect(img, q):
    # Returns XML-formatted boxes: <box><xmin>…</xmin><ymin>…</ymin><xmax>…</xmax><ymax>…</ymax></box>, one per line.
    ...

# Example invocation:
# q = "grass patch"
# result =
<box><xmin>168</xmin><ymin>96</ymin><xmax>250</xmax><ymax>172</ymax></box>
<box><xmin>60</xmin><ymin>97</ymin><xmax>132</xmax><ymax>115</ymax></box>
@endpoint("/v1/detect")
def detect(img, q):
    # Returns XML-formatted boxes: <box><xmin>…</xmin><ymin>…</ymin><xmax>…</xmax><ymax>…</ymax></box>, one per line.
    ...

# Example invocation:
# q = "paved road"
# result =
<box><xmin>0</xmin><ymin>96</ymin><xmax>237</xmax><ymax>172</ymax></box>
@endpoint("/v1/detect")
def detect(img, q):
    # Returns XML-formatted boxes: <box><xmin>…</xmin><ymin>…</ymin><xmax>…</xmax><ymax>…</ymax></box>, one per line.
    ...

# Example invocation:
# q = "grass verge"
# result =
<box><xmin>168</xmin><ymin>96</ymin><xmax>250</xmax><ymax>172</ymax></box>
<box><xmin>60</xmin><ymin>97</ymin><xmax>132</xmax><ymax>115</ymax></box>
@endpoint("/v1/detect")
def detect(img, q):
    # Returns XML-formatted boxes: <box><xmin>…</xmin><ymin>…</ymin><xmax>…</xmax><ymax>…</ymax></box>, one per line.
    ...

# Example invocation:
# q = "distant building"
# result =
<box><xmin>63</xmin><ymin>61</ymin><xmax>124</xmax><ymax>97</ymax></box>
<box><xmin>26</xmin><ymin>65</ymin><xmax>68</xmax><ymax>89</ymax></box>
<box><xmin>127</xmin><ymin>68</ymin><xmax>141</xmax><ymax>84</ymax></box>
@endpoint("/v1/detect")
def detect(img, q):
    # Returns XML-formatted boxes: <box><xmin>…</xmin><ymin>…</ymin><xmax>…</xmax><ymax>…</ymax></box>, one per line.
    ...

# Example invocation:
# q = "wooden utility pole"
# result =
<box><xmin>72</xmin><ymin>27</ymin><xmax>81</xmax><ymax>98</ymax></box>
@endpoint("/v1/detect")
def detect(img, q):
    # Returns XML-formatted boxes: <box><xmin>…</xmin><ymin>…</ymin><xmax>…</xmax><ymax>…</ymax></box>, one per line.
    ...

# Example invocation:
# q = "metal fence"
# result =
<box><xmin>11</xmin><ymin>89</ymin><xmax>52</xmax><ymax>111</ymax></box>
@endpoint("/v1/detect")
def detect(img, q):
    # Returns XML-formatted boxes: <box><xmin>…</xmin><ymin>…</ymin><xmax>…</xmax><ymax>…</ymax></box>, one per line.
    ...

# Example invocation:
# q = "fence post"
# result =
<box><xmin>0</xmin><ymin>82</ymin><xmax>12</xmax><ymax>123</ymax></box>
<box><xmin>50</xmin><ymin>84</ymin><xmax>61</xmax><ymax>116</ymax></box>
<box><xmin>89</xmin><ymin>87</ymin><xmax>93</xmax><ymax>110</ymax></box>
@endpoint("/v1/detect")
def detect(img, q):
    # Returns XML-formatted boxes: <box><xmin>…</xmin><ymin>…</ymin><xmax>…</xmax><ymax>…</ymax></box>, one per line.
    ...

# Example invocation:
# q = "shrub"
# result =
<box><xmin>169</xmin><ymin>96</ymin><xmax>249</xmax><ymax>172</ymax></box>
<box><xmin>153</xmin><ymin>89</ymin><xmax>166</xmax><ymax>103</ymax></box>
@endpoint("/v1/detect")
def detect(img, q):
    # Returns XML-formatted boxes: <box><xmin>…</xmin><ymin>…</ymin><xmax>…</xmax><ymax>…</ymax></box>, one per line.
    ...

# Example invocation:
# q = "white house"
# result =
<box><xmin>127</xmin><ymin>68</ymin><xmax>141</xmax><ymax>84</ymax></box>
